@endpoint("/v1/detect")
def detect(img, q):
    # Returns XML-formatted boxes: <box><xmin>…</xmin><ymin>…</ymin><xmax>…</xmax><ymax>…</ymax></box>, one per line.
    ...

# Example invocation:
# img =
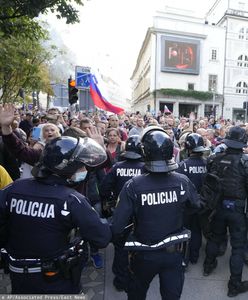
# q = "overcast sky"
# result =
<box><xmin>46</xmin><ymin>0</ymin><xmax>217</xmax><ymax>96</ymax></box>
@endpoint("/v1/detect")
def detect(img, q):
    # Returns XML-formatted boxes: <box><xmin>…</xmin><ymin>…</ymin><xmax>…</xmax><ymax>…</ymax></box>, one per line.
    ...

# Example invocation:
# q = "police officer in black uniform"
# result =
<box><xmin>203</xmin><ymin>126</ymin><xmax>248</xmax><ymax>297</ymax></box>
<box><xmin>111</xmin><ymin>126</ymin><xmax>202</xmax><ymax>300</ymax></box>
<box><xmin>100</xmin><ymin>135</ymin><xmax>145</xmax><ymax>291</ymax></box>
<box><xmin>100</xmin><ymin>135</ymin><xmax>145</xmax><ymax>214</ymax></box>
<box><xmin>0</xmin><ymin>136</ymin><xmax>112</xmax><ymax>294</ymax></box>
<box><xmin>177</xmin><ymin>133</ymin><xmax>208</xmax><ymax>265</ymax></box>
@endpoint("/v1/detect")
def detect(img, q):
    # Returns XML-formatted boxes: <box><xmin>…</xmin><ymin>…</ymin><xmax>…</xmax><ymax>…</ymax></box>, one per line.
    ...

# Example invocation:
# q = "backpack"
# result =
<box><xmin>200</xmin><ymin>172</ymin><xmax>223</xmax><ymax>213</ymax></box>
<box><xmin>199</xmin><ymin>171</ymin><xmax>223</xmax><ymax>239</ymax></box>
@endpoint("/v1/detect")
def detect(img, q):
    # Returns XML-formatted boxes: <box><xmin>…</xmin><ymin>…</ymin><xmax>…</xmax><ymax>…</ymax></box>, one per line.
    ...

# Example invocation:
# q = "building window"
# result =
<box><xmin>239</xmin><ymin>27</ymin><xmax>244</xmax><ymax>39</ymax></box>
<box><xmin>208</xmin><ymin>75</ymin><xmax>217</xmax><ymax>91</ymax></box>
<box><xmin>236</xmin><ymin>81</ymin><xmax>248</xmax><ymax>94</ymax></box>
<box><xmin>237</xmin><ymin>54</ymin><xmax>248</xmax><ymax>67</ymax></box>
<box><xmin>239</xmin><ymin>27</ymin><xmax>248</xmax><ymax>39</ymax></box>
<box><xmin>211</xmin><ymin>49</ymin><xmax>217</xmax><ymax>60</ymax></box>
<box><xmin>188</xmin><ymin>83</ymin><xmax>194</xmax><ymax>90</ymax></box>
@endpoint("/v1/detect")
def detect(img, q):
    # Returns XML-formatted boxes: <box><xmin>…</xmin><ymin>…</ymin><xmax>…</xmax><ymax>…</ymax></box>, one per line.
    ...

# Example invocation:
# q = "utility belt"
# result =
<box><xmin>124</xmin><ymin>228</ymin><xmax>191</xmax><ymax>251</ymax></box>
<box><xmin>8</xmin><ymin>256</ymin><xmax>42</xmax><ymax>274</ymax></box>
<box><xmin>222</xmin><ymin>199</ymin><xmax>246</xmax><ymax>214</ymax></box>
<box><xmin>1</xmin><ymin>239</ymin><xmax>85</xmax><ymax>284</ymax></box>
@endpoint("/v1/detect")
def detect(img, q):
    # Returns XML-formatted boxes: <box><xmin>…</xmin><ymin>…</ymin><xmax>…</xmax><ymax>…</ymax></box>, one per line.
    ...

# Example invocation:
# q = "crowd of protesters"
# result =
<box><xmin>0</xmin><ymin>104</ymin><xmax>246</xmax><ymax>200</ymax></box>
<box><xmin>2</xmin><ymin>105</ymin><xmax>244</xmax><ymax>162</ymax></box>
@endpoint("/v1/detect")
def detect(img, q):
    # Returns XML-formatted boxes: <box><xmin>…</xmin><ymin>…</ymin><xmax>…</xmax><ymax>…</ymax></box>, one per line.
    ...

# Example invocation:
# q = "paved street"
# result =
<box><xmin>1</xmin><ymin>241</ymin><xmax>248</xmax><ymax>299</ymax></box>
<box><xmin>104</xmin><ymin>241</ymin><xmax>248</xmax><ymax>300</ymax></box>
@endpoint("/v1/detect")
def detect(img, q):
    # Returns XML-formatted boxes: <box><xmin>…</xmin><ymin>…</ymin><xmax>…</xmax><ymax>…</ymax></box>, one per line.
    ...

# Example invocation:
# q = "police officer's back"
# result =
<box><xmin>100</xmin><ymin>135</ymin><xmax>145</xmax><ymax>212</ymax></box>
<box><xmin>100</xmin><ymin>135</ymin><xmax>145</xmax><ymax>291</ymax></box>
<box><xmin>177</xmin><ymin>133</ymin><xmax>208</xmax><ymax>265</ymax></box>
<box><xmin>111</xmin><ymin>127</ymin><xmax>201</xmax><ymax>300</ymax></box>
<box><xmin>203</xmin><ymin>126</ymin><xmax>248</xmax><ymax>297</ymax></box>
<box><xmin>0</xmin><ymin>136</ymin><xmax>112</xmax><ymax>294</ymax></box>
<box><xmin>178</xmin><ymin>133</ymin><xmax>208</xmax><ymax>192</ymax></box>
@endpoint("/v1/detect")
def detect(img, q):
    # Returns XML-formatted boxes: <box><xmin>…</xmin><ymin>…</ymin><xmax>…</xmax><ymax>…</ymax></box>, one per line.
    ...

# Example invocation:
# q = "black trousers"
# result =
<box><xmin>10</xmin><ymin>270</ymin><xmax>81</xmax><ymax>294</ymax></box>
<box><xmin>205</xmin><ymin>207</ymin><xmax>247</xmax><ymax>282</ymax></box>
<box><xmin>128</xmin><ymin>249</ymin><xmax>184</xmax><ymax>300</ymax></box>
<box><xmin>112</xmin><ymin>231</ymin><xmax>130</xmax><ymax>289</ymax></box>
<box><xmin>184</xmin><ymin>213</ymin><xmax>202</xmax><ymax>263</ymax></box>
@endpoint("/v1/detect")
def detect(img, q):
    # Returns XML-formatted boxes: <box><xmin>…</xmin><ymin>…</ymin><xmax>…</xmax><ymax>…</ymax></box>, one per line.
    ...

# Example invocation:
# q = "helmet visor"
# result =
<box><xmin>70</xmin><ymin>137</ymin><xmax>107</xmax><ymax>167</ymax></box>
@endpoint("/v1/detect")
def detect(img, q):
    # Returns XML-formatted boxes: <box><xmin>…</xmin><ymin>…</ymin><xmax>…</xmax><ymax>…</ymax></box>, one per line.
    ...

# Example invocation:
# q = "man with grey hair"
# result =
<box><xmin>128</xmin><ymin>117</ymin><xmax>144</xmax><ymax>137</ymax></box>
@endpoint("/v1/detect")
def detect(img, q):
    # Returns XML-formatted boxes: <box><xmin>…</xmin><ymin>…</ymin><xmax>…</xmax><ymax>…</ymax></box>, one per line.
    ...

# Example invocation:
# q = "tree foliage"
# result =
<box><xmin>0</xmin><ymin>0</ymin><xmax>84</xmax><ymax>38</ymax></box>
<box><xmin>0</xmin><ymin>0</ymin><xmax>84</xmax><ymax>23</ymax></box>
<box><xmin>0</xmin><ymin>0</ymin><xmax>84</xmax><ymax>103</ymax></box>
<box><xmin>0</xmin><ymin>31</ymin><xmax>56</xmax><ymax>103</ymax></box>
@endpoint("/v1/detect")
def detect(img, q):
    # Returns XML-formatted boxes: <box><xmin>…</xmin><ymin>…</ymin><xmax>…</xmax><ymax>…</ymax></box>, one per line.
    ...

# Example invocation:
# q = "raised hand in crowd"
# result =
<box><xmin>57</xmin><ymin>113</ymin><xmax>68</xmax><ymax>128</ymax></box>
<box><xmin>243</xmin><ymin>146</ymin><xmax>248</xmax><ymax>154</ymax></box>
<box><xmin>86</xmin><ymin>126</ymin><xmax>105</xmax><ymax>148</ymax></box>
<box><xmin>0</xmin><ymin>103</ymin><xmax>15</xmax><ymax>135</ymax></box>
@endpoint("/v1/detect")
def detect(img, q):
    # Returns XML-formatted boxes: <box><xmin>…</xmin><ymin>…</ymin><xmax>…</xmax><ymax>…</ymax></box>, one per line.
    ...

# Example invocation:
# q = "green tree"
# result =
<box><xmin>0</xmin><ymin>31</ymin><xmax>55</xmax><ymax>104</ymax></box>
<box><xmin>0</xmin><ymin>0</ymin><xmax>84</xmax><ymax>38</ymax></box>
<box><xmin>0</xmin><ymin>1</ymin><xmax>83</xmax><ymax>104</ymax></box>
<box><xmin>0</xmin><ymin>0</ymin><xmax>84</xmax><ymax>23</ymax></box>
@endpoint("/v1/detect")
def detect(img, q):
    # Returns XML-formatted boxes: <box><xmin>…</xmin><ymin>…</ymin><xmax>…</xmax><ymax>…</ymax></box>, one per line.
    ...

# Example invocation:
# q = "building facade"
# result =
<box><xmin>207</xmin><ymin>0</ymin><xmax>248</xmax><ymax>121</ymax></box>
<box><xmin>131</xmin><ymin>0</ymin><xmax>248</xmax><ymax>121</ymax></box>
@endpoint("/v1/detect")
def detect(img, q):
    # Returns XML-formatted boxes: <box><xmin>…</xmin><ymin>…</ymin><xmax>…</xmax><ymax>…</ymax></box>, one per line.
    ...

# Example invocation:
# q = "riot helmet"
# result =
<box><xmin>141</xmin><ymin>126</ymin><xmax>178</xmax><ymax>172</ymax></box>
<box><xmin>223</xmin><ymin>126</ymin><xmax>247</xmax><ymax>149</ymax></box>
<box><xmin>185</xmin><ymin>133</ymin><xmax>208</xmax><ymax>152</ymax></box>
<box><xmin>121</xmin><ymin>135</ymin><xmax>142</xmax><ymax>159</ymax></box>
<box><xmin>36</xmin><ymin>136</ymin><xmax>107</xmax><ymax>177</ymax></box>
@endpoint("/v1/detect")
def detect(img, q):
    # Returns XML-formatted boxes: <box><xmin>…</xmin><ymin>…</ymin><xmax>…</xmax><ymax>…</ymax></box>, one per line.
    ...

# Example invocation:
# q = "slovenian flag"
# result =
<box><xmin>89</xmin><ymin>74</ymin><xmax>124</xmax><ymax>115</ymax></box>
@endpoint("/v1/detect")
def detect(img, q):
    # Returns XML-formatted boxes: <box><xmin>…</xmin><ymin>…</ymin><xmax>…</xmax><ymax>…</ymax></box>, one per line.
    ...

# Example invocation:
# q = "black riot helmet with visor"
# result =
<box><xmin>141</xmin><ymin>126</ymin><xmax>178</xmax><ymax>173</ymax></box>
<box><xmin>121</xmin><ymin>134</ymin><xmax>142</xmax><ymax>159</ymax></box>
<box><xmin>37</xmin><ymin>136</ymin><xmax>107</xmax><ymax>177</ymax></box>
<box><xmin>223</xmin><ymin>126</ymin><xmax>248</xmax><ymax>149</ymax></box>
<box><xmin>185</xmin><ymin>133</ymin><xmax>208</xmax><ymax>153</ymax></box>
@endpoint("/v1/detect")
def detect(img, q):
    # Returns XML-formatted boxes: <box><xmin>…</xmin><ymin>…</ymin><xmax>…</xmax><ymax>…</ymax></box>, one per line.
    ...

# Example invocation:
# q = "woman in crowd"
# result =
<box><xmin>106</xmin><ymin>128</ymin><xmax>125</xmax><ymax>165</ymax></box>
<box><xmin>20</xmin><ymin>123</ymin><xmax>61</xmax><ymax>178</ymax></box>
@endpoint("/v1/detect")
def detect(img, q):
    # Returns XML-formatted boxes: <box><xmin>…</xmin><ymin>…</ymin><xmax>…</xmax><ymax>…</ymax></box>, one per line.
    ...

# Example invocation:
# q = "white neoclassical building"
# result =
<box><xmin>131</xmin><ymin>0</ymin><xmax>248</xmax><ymax>121</ymax></box>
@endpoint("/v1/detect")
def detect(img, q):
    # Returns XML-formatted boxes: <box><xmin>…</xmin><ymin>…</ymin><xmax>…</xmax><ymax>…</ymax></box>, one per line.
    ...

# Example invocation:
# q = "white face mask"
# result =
<box><xmin>72</xmin><ymin>170</ymin><xmax>88</xmax><ymax>183</ymax></box>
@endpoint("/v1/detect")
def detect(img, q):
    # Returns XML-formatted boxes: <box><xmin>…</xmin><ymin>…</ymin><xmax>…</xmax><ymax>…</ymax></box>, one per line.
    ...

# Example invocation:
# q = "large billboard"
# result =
<box><xmin>161</xmin><ymin>36</ymin><xmax>200</xmax><ymax>75</ymax></box>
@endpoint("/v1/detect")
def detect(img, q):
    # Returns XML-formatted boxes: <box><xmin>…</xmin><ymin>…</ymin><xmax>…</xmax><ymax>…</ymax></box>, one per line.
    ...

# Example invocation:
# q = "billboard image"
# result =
<box><xmin>161</xmin><ymin>36</ymin><xmax>200</xmax><ymax>75</ymax></box>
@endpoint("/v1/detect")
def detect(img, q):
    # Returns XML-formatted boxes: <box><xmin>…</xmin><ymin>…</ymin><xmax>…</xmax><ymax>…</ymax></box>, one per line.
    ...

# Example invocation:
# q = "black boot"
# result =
<box><xmin>203</xmin><ymin>259</ymin><xmax>217</xmax><ymax>276</ymax></box>
<box><xmin>228</xmin><ymin>280</ymin><xmax>248</xmax><ymax>297</ymax></box>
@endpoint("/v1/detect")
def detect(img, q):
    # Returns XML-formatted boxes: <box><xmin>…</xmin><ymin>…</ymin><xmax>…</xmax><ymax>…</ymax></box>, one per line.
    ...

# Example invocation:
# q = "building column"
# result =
<box><xmin>174</xmin><ymin>101</ymin><xmax>179</xmax><ymax>118</ymax></box>
<box><xmin>198</xmin><ymin>103</ymin><xmax>205</xmax><ymax>118</ymax></box>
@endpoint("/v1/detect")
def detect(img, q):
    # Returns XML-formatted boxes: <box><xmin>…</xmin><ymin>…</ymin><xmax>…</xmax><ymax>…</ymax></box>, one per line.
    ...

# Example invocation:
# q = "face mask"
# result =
<box><xmin>72</xmin><ymin>170</ymin><xmax>88</xmax><ymax>183</ymax></box>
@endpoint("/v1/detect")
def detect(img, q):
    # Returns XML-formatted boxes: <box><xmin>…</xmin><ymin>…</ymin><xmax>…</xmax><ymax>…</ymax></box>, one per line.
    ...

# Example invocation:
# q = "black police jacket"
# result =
<box><xmin>177</xmin><ymin>156</ymin><xmax>207</xmax><ymax>193</ymax></box>
<box><xmin>208</xmin><ymin>149</ymin><xmax>248</xmax><ymax>201</ymax></box>
<box><xmin>99</xmin><ymin>159</ymin><xmax>145</xmax><ymax>199</ymax></box>
<box><xmin>111</xmin><ymin>171</ymin><xmax>201</xmax><ymax>245</ymax></box>
<box><xmin>0</xmin><ymin>175</ymin><xmax>112</xmax><ymax>259</ymax></box>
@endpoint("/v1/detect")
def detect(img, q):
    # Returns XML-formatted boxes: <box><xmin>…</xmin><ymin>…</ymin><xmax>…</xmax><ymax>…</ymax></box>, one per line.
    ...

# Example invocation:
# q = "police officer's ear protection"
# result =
<box><xmin>31</xmin><ymin>160</ymin><xmax>53</xmax><ymax>178</ymax></box>
<box><xmin>141</xmin><ymin>143</ymin><xmax>146</xmax><ymax>158</ymax></box>
<box><xmin>184</xmin><ymin>133</ymin><xmax>192</xmax><ymax>150</ymax></box>
<box><xmin>132</xmin><ymin>139</ymin><xmax>143</xmax><ymax>157</ymax></box>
